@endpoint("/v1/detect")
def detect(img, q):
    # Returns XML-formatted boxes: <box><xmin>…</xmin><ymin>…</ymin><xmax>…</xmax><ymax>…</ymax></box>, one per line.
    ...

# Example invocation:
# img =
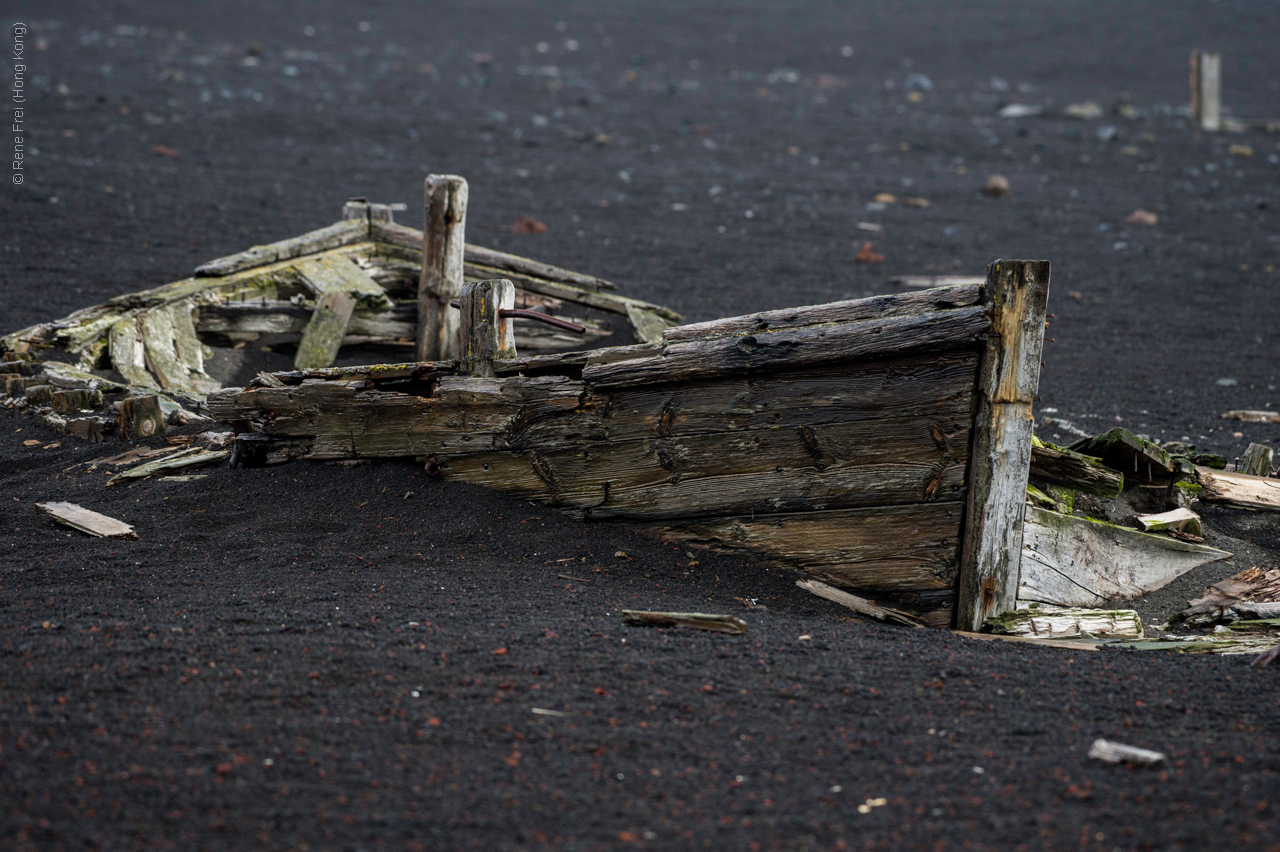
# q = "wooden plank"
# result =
<box><xmin>1134</xmin><ymin>507</ymin><xmax>1202</xmax><ymax>537</ymax></box>
<box><xmin>106</xmin><ymin>447</ymin><xmax>229</xmax><ymax>485</ymax></box>
<box><xmin>138</xmin><ymin>308</ymin><xmax>197</xmax><ymax>396</ymax></box>
<box><xmin>194</xmin><ymin>219</ymin><xmax>369</xmax><ymax>277</ymax></box>
<box><xmin>1241</xmin><ymin>443</ymin><xmax>1274</xmax><ymax>478</ymax></box>
<box><xmin>987</xmin><ymin>606</ymin><xmax>1143</xmax><ymax>639</ymax></box>
<box><xmin>891</xmin><ymin>275</ymin><xmax>985</xmax><ymax>289</ymax></box>
<box><xmin>626</xmin><ymin>303</ymin><xmax>675</xmax><ymax>344</ymax></box>
<box><xmin>416</xmin><ymin>175</ymin><xmax>468</xmax><ymax>361</ymax></box>
<box><xmin>1190</xmin><ymin>50</ymin><xmax>1221</xmax><ymax>132</ymax></box>
<box><xmin>953</xmin><ymin>632</ymin><xmax>1099</xmax><ymax>652</ymax></box>
<box><xmin>665</xmin><ymin>504</ymin><xmax>962</xmax><ymax>590</ymax></box>
<box><xmin>795</xmin><ymin>579</ymin><xmax>923</xmax><ymax>627</ymax></box>
<box><xmin>458</xmin><ymin>279</ymin><xmax>515</xmax><ymax>378</ymax></box>
<box><xmin>663</xmin><ymin>285</ymin><xmax>980</xmax><ymax>342</ymax></box>
<box><xmin>108</xmin><ymin>318</ymin><xmax>159</xmax><ymax>388</ymax></box>
<box><xmin>35</xmin><ymin>502</ymin><xmax>137</xmax><ymax>539</ymax></box>
<box><xmin>197</xmin><ymin>301</ymin><xmax>415</xmax><ymax>338</ymax></box>
<box><xmin>293</xmin><ymin>291</ymin><xmax>357</xmax><ymax>370</ymax></box>
<box><xmin>1018</xmin><ymin>506</ymin><xmax>1231</xmax><ymax>608</ymax></box>
<box><xmin>1068</xmin><ymin>428</ymin><xmax>1173</xmax><ymax>481</ymax></box>
<box><xmin>583</xmin><ymin>306</ymin><xmax>990</xmax><ymax>389</ymax></box>
<box><xmin>1197</xmin><ymin>466</ymin><xmax>1280</xmax><ymax>511</ymax></box>
<box><xmin>293</xmin><ymin>255</ymin><xmax>391</xmax><ymax>305</ymax></box>
<box><xmin>1029</xmin><ymin>441</ymin><xmax>1124</xmax><ymax>498</ymax></box>
<box><xmin>619</xmin><ymin>611</ymin><xmax>747</xmax><ymax>635</ymax></box>
<box><xmin>956</xmin><ymin>259</ymin><xmax>1051</xmax><ymax>632</ymax></box>
<box><xmin>1221</xmin><ymin>410</ymin><xmax>1280</xmax><ymax>424</ymax></box>
<box><xmin>1089</xmin><ymin>739</ymin><xmax>1165</xmax><ymax>767</ymax></box>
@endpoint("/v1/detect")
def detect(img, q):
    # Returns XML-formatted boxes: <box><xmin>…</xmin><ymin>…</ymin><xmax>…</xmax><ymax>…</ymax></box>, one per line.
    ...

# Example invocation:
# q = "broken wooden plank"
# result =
<box><xmin>1197</xmin><ymin>466</ymin><xmax>1280</xmax><ymax>511</ymax></box>
<box><xmin>458</xmin><ymin>279</ymin><xmax>515</xmax><ymax>378</ymax></box>
<box><xmin>953</xmin><ymin>631</ymin><xmax>1099</xmax><ymax>652</ymax></box>
<box><xmin>891</xmin><ymin>275</ymin><xmax>986</xmax><ymax>289</ymax></box>
<box><xmin>1068</xmin><ymin>428</ymin><xmax>1173</xmax><ymax>481</ymax></box>
<box><xmin>956</xmin><ymin>260</ymin><xmax>1051</xmax><ymax>632</ymax></box>
<box><xmin>619</xmin><ymin>610</ymin><xmax>747</xmax><ymax>635</ymax></box>
<box><xmin>1241</xmin><ymin>443</ymin><xmax>1274</xmax><ymax>478</ymax></box>
<box><xmin>1019</xmin><ymin>506</ymin><xmax>1231</xmax><ymax>607</ymax></box>
<box><xmin>1190</xmin><ymin>49</ymin><xmax>1221</xmax><ymax>133</ymax></box>
<box><xmin>583</xmin><ymin>305</ymin><xmax>990</xmax><ymax>389</ymax></box>
<box><xmin>1029</xmin><ymin>441</ymin><xmax>1124</xmax><ymax>498</ymax></box>
<box><xmin>108</xmin><ymin>318</ymin><xmax>159</xmax><ymax>388</ymax></box>
<box><xmin>416</xmin><ymin>175</ymin><xmax>468</xmax><ymax>361</ymax></box>
<box><xmin>1089</xmin><ymin>738</ymin><xmax>1165</xmax><ymax>767</ymax></box>
<box><xmin>194</xmin><ymin>218</ymin><xmax>369</xmax><ymax>276</ymax></box>
<box><xmin>661</xmin><ymin>285</ymin><xmax>981</xmax><ymax>343</ymax></box>
<box><xmin>668</xmin><ymin>504</ymin><xmax>963</xmax><ymax>591</ymax></box>
<box><xmin>1134</xmin><ymin>507</ymin><xmax>1202</xmax><ymax>537</ymax></box>
<box><xmin>36</xmin><ymin>501</ymin><xmax>137</xmax><ymax>539</ymax></box>
<box><xmin>1222</xmin><ymin>409</ymin><xmax>1280</xmax><ymax>423</ymax></box>
<box><xmin>987</xmin><ymin>606</ymin><xmax>1143</xmax><ymax>639</ymax></box>
<box><xmin>293</xmin><ymin>255</ymin><xmax>391</xmax><ymax>306</ymax></box>
<box><xmin>106</xmin><ymin>447</ymin><xmax>228</xmax><ymax>485</ymax></box>
<box><xmin>795</xmin><ymin>579</ymin><xmax>923</xmax><ymax>627</ymax></box>
<box><xmin>294</xmin><ymin>291</ymin><xmax>357</xmax><ymax>370</ymax></box>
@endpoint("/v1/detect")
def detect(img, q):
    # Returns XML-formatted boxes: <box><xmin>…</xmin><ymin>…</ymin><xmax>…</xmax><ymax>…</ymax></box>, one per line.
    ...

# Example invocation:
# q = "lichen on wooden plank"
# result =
<box><xmin>293</xmin><ymin>255</ymin><xmax>391</xmax><ymax>306</ymax></box>
<box><xmin>294</xmin><ymin>291</ymin><xmax>357</xmax><ymax>370</ymax></box>
<box><xmin>194</xmin><ymin>218</ymin><xmax>370</xmax><ymax>277</ymax></box>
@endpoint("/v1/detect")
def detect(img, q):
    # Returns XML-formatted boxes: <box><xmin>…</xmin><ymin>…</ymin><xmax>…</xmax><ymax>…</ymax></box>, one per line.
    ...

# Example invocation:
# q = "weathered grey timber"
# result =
<box><xmin>1241</xmin><ymin>443</ymin><xmax>1275</xmax><ymax>478</ymax></box>
<box><xmin>294</xmin><ymin>291</ymin><xmax>357</xmax><ymax>370</ymax></box>
<box><xmin>36</xmin><ymin>502</ymin><xmax>137</xmax><ymax>539</ymax></box>
<box><xmin>416</xmin><ymin>175</ymin><xmax>468</xmax><ymax>361</ymax></box>
<box><xmin>194</xmin><ymin>219</ymin><xmax>369</xmax><ymax>277</ymax></box>
<box><xmin>1190</xmin><ymin>49</ymin><xmax>1221</xmax><ymax>132</ymax></box>
<box><xmin>1028</xmin><ymin>441</ymin><xmax>1124</xmax><ymax>498</ymax></box>
<box><xmin>1197</xmin><ymin>466</ymin><xmax>1280</xmax><ymax>511</ymax></box>
<box><xmin>619</xmin><ymin>611</ymin><xmax>748</xmax><ymax>635</ymax></box>
<box><xmin>955</xmin><ymin>260</ymin><xmax>1051</xmax><ymax>632</ymax></box>
<box><xmin>458</xmin><ymin>279</ymin><xmax>516</xmax><ymax>378</ymax></box>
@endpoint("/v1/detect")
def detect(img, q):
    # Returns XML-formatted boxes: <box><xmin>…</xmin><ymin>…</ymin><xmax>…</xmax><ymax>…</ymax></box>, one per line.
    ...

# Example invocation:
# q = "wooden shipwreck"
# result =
<box><xmin>3</xmin><ymin>175</ymin><xmax>1238</xmax><ymax>632</ymax></box>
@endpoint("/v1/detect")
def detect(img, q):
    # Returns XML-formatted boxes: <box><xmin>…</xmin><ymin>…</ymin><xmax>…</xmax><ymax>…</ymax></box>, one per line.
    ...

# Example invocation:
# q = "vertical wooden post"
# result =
<box><xmin>1190</xmin><ymin>50</ymin><xmax>1221</xmax><ymax>132</ymax></box>
<box><xmin>955</xmin><ymin>259</ymin><xmax>1051</xmax><ymax>632</ymax></box>
<box><xmin>416</xmin><ymin>175</ymin><xmax>469</xmax><ymax>362</ymax></box>
<box><xmin>458</xmin><ymin>279</ymin><xmax>516</xmax><ymax>378</ymax></box>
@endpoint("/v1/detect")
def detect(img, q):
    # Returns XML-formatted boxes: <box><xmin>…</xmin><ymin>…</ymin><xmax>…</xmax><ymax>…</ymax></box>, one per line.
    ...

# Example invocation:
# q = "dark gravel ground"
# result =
<box><xmin>3</xmin><ymin>1</ymin><xmax>1280</xmax><ymax>849</ymax></box>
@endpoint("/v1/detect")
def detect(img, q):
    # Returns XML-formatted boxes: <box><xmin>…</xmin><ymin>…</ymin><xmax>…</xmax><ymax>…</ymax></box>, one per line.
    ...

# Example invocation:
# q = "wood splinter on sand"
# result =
<box><xmin>619</xmin><ymin>611</ymin><xmax>748</xmax><ymax>635</ymax></box>
<box><xmin>795</xmin><ymin>579</ymin><xmax>923</xmax><ymax>628</ymax></box>
<box><xmin>1088</xmin><ymin>738</ymin><xmax>1166</xmax><ymax>768</ymax></box>
<box><xmin>36</xmin><ymin>502</ymin><xmax>137</xmax><ymax>539</ymax></box>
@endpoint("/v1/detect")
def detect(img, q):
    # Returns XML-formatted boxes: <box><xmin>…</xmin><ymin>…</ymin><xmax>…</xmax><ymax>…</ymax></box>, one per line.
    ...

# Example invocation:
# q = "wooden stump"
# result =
<box><xmin>1191</xmin><ymin>50</ymin><xmax>1221</xmax><ymax>132</ymax></box>
<box><xmin>119</xmin><ymin>395</ymin><xmax>167</xmax><ymax>440</ymax></box>
<box><xmin>956</xmin><ymin>259</ymin><xmax>1051</xmax><ymax>631</ymax></box>
<box><xmin>458</xmin><ymin>279</ymin><xmax>516</xmax><ymax>378</ymax></box>
<box><xmin>416</xmin><ymin>175</ymin><xmax>469</xmax><ymax>361</ymax></box>
<box><xmin>1242</xmin><ymin>443</ymin><xmax>1275</xmax><ymax>478</ymax></box>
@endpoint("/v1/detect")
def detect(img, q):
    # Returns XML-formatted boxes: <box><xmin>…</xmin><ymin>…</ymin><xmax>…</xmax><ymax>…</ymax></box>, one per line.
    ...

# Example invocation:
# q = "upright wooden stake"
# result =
<box><xmin>416</xmin><ymin>175</ymin><xmax>469</xmax><ymax>361</ymax></box>
<box><xmin>1190</xmin><ymin>50</ymin><xmax>1221</xmax><ymax>132</ymax></box>
<box><xmin>956</xmin><ymin>259</ymin><xmax>1050</xmax><ymax>631</ymax></box>
<box><xmin>458</xmin><ymin>279</ymin><xmax>516</xmax><ymax>378</ymax></box>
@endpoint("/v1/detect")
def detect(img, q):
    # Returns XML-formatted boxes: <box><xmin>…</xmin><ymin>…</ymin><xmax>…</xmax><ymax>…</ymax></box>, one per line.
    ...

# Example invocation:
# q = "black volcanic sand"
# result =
<box><xmin>3</xmin><ymin>2</ymin><xmax>1280</xmax><ymax>849</ymax></box>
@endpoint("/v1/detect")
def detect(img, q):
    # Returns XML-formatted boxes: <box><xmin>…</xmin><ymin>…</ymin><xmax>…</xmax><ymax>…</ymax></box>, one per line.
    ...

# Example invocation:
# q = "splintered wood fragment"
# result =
<box><xmin>795</xmin><ymin>579</ymin><xmax>923</xmax><ymax>627</ymax></box>
<box><xmin>954</xmin><ymin>631</ymin><xmax>1099</xmax><ymax>651</ymax></box>
<box><xmin>417</xmin><ymin>175</ymin><xmax>469</xmax><ymax>361</ymax></box>
<box><xmin>1134</xmin><ymin>507</ymin><xmax>1202</xmax><ymax>537</ymax></box>
<box><xmin>891</xmin><ymin>275</ymin><xmax>985</xmax><ymax>289</ymax></box>
<box><xmin>36</xmin><ymin>502</ymin><xmax>137</xmax><ymax>539</ymax></box>
<box><xmin>194</xmin><ymin>218</ymin><xmax>369</xmax><ymax>276</ymax></box>
<box><xmin>1019</xmin><ymin>506</ymin><xmax>1231</xmax><ymax>607</ymax></box>
<box><xmin>1196</xmin><ymin>466</ymin><xmax>1280</xmax><ymax>511</ymax></box>
<box><xmin>956</xmin><ymin>260</ymin><xmax>1051</xmax><ymax>632</ymax></box>
<box><xmin>1029</xmin><ymin>442</ymin><xmax>1124</xmax><ymax>498</ymax></box>
<box><xmin>1241</xmin><ymin>443</ymin><xmax>1274</xmax><ymax>478</ymax></box>
<box><xmin>986</xmin><ymin>606</ymin><xmax>1143</xmax><ymax>639</ymax></box>
<box><xmin>106</xmin><ymin>447</ymin><xmax>228</xmax><ymax>485</ymax></box>
<box><xmin>1190</xmin><ymin>50</ymin><xmax>1221</xmax><ymax>133</ymax></box>
<box><xmin>1235</xmin><ymin>602</ymin><xmax>1280</xmax><ymax>619</ymax></box>
<box><xmin>293</xmin><ymin>255</ymin><xmax>390</xmax><ymax>306</ymax></box>
<box><xmin>294</xmin><ymin>291</ymin><xmax>357</xmax><ymax>370</ymax></box>
<box><xmin>1222</xmin><ymin>410</ymin><xmax>1280</xmax><ymax>423</ymax></box>
<box><xmin>458</xmin><ymin>279</ymin><xmax>515</xmax><ymax>378</ymax></box>
<box><xmin>108</xmin><ymin>318</ymin><xmax>159</xmax><ymax>388</ymax></box>
<box><xmin>118</xmin><ymin>395</ymin><xmax>167</xmax><ymax>440</ymax></box>
<box><xmin>1068</xmin><ymin>428</ymin><xmax>1173</xmax><ymax>481</ymax></box>
<box><xmin>1089</xmin><ymin>738</ymin><xmax>1166</xmax><ymax>767</ymax></box>
<box><xmin>619</xmin><ymin>610</ymin><xmax>748</xmax><ymax>635</ymax></box>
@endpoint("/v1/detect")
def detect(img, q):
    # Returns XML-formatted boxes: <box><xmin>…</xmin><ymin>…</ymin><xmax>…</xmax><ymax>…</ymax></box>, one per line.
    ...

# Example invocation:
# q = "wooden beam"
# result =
<box><xmin>619</xmin><ymin>611</ymin><xmax>747</xmax><ymax>635</ymax></box>
<box><xmin>294</xmin><ymin>255</ymin><xmax>391</xmax><ymax>306</ymax></box>
<box><xmin>1029</xmin><ymin>442</ymin><xmax>1124</xmax><ymax>498</ymax></box>
<box><xmin>294</xmin><ymin>291</ymin><xmax>357</xmax><ymax>370</ymax></box>
<box><xmin>956</xmin><ymin>259</ymin><xmax>1051</xmax><ymax>632</ymax></box>
<box><xmin>458</xmin><ymin>279</ymin><xmax>515</xmax><ymax>378</ymax></box>
<box><xmin>986</xmin><ymin>606</ymin><xmax>1143</xmax><ymax>639</ymax></box>
<box><xmin>416</xmin><ymin>175</ymin><xmax>468</xmax><ymax>361</ymax></box>
<box><xmin>794</xmin><ymin>579</ymin><xmax>924</xmax><ymax>627</ymax></box>
<box><xmin>1190</xmin><ymin>50</ymin><xmax>1221</xmax><ymax>132</ymax></box>
<box><xmin>1197</xmin><ymin>465</ymin><xmax>1280</xmax><ymax>511</ymax></box>
<box><xmin>36</xmin><ymin>502</ymin><xmax>137</xmax><ymax>539</ymax></box>
<box><xmin>194</xmin><ymin>219</ymin><xmax>369</xmax><ymax>277</ymax></box>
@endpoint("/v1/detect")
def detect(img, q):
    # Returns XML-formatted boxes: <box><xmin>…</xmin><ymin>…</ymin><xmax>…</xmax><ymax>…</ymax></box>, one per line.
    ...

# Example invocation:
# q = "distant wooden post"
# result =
<box><xmin>1190</xmin><ymin>50</ymin><xmax>1221</xmax><ymax>132</ymax></box>
<box><xmin>458</xmin><ymin>279</ymin><xmax>515</xmax><ymax>378</ymax></box>
<box><xmin>956</xmin><ymin>259</ymin><xmax>1051</xmax><ymax>632</ymax></box>
<box><xmin>416</xmin><ymin>175</ymin><xmax>469</xmax><ymax>361</ymax></box>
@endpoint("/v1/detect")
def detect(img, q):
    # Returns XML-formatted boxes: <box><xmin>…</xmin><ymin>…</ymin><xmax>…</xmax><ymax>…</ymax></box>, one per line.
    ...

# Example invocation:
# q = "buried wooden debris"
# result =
<box><xmin>35</xmin><ymin>502</ymin><xmax>137</xmax><ymax>539</ymax></box>
<box><xmin>953</xmin><ymin>632</ymin><xmax>1099</xmax><ymax>652</ymax></box>
<box><xmin>619</xmin><ymin>610</ymin><xmax>748</xmax><ymax>635</ymax></box>
<box><xmin>1088</xmin><ymin>738</ymin><xmax>1166</xmax><ymax>767</ymax></box>
<box><xmin>106</xmin><ymin>447</ymin><xmax>228</xmax><ymax>485</ymax></box>
<box><xmin>986</xmin><ymin>606</ymin><xmax>1143</xmax><ymax>639</ymax></box>
<box><xmin>795</xmin><ymin>579</ymin><xmax>923</xmax><ymax>628</ymax></box>
<box><xmin>1176</xmin><ymin>566</ymin><xmax>1280</xmax><ymax>626</ymax></box>
<box><xmin>1133</xmin><ymin>507</ymin><xmax>1202</xmax><ymax>538</ymax></box>
<box><xmin>1029</xmin><ymin>440</ymin><xmax>1124</xmax><ymax>498</ymax></box>
<box><xmin>1241</xmin><ymin>443</ymin><xmax>1275</xmax><ymax>478</ymax></box>
<box><xmin>1068</xmin><ymin>428</ymin><xmax>1173</xmax><ymax>482</ymax></box>
<box><xmin>1222</xmin><ymin>410</ymin><xmax>1280</xmax><ymax>424</ymax></box>
<box><xmin>1196</xmin><ymin>466</ymin><xmax>1280</xmax><ymax>511</ymax></box>
<box><xmin>1019</xmin><ymin>506</ymin><xmax>1231</xmax><ymax>608</ymax></box>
